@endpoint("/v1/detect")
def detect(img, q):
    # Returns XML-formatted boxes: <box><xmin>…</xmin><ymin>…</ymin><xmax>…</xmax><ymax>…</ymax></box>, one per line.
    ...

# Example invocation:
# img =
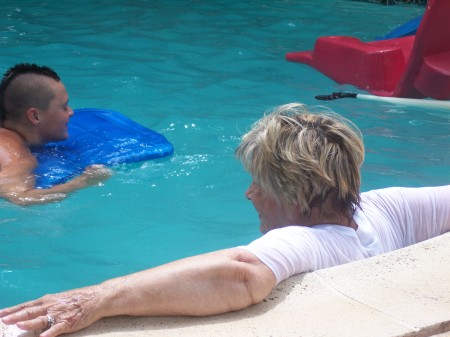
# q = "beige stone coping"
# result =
<box><xmin>2</xmin><ymin>233</ymin><xmax>449</xmax><ymax>337</ymax></box>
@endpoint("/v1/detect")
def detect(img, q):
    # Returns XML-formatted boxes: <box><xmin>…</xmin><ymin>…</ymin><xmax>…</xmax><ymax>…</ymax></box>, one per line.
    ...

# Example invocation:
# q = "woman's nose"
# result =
<box><xmin>245</xmin><ymin>183</ymin><xmax>254</xmax><ymax>200</ymax></box>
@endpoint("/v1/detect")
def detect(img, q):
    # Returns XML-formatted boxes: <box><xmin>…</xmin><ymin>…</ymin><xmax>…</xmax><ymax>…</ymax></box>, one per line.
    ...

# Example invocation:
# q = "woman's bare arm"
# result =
<box><xmin>0</xmin><ymin>248</ymin><xmax>276</xmax><ymax>337</ymax></box>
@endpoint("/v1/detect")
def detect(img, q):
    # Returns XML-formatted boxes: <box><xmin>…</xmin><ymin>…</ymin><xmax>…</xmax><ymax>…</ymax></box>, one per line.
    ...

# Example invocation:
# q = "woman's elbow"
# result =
<box><xmin>231</xmin><ymin>249</ymin><xmax>277</xmax><ymax>305</ymax></box>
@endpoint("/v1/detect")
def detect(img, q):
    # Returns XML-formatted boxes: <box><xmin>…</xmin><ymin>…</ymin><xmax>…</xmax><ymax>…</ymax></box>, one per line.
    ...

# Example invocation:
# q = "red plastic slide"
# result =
<box><xmin>286</xmin><ymin>0</ymin><xmax>450</xmax><ymax>99</ymax></box>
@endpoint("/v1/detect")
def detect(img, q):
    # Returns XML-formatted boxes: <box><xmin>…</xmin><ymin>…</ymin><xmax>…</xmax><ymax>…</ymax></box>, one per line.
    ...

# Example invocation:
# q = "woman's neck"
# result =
<box><xmin>306</xmin><ymin>207</ymin><xmax>358</xmax><ymax>230</ymax></box>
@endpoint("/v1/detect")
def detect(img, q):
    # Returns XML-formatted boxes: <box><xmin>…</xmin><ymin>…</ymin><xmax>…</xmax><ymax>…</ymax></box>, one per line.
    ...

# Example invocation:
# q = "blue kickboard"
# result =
<box><xmin>32</xmin><ymin>108</ymin><xmax>174</xmax><ymax>188</ymax></box>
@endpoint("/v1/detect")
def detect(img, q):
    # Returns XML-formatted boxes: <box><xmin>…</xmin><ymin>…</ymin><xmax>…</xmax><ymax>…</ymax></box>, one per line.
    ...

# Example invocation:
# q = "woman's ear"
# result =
<box><xmin>26</xmin><ymin>108</ymin><xmax>40</xmax><ymax>125</ymax></box>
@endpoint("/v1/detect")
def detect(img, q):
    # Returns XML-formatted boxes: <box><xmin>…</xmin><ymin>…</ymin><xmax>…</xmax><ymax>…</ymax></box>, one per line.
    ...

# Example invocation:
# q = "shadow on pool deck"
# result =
<box><xmin>2</xmin><ymin>233</ymin><xmax>449</xmax><ymax>337</ymax></box>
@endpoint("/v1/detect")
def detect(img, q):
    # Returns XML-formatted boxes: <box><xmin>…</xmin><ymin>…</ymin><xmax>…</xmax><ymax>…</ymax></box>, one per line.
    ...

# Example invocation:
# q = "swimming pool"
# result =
<box><xmin>1</xmin><ymin>1</ymin><xmax>447</xmax><ymax>307</ymax></box>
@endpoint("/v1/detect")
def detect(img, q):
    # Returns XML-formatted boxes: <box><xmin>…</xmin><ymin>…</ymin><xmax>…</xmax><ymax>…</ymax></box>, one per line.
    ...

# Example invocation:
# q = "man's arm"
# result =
<box><xmin>0</xmin><ymin>248</ymin><xmax>276</xmax><ymax>337</ymax></box>
<box><xmin>0</xmin><ymin>165</ymin><xmax>111</xmax><ymax>206</ymax></box>
<box><xmin>0</xmin><ymin>136</ymin><xmax>111</xmax><ymax>205</ymax></box>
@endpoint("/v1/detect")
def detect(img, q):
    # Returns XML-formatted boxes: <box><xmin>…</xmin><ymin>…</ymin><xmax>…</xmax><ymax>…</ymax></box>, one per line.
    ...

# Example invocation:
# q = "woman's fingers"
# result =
<box><xmin>1</xmin><ymin>285</ymin><xmax>106</xmax><ymax>337</ymax></box>
<box><xmin>1</xmin><ymin>303</ymin><xmax>47</xmax><ymax>324</ymax></box>
<box><xmin>2</xmin><ymin>289</ymin><xmax>103</xmax><ymax>337</ymax></box>
<box><xmin>11</xmin><ymin>310</ymin><xmax>83</xmax><ymax>337</ymax></box>
<box><xmin>38</xmin><ymin>320</ymin><xmax>71</xmax><ymax>337</ymax></box>
<box><xmin>14</xmin><ymin>315</ymin><xmax>49</xmax><ymax>331</ymax></box>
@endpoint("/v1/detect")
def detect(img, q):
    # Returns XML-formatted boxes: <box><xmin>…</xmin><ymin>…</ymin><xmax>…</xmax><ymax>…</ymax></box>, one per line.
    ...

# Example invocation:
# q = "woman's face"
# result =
<box><xmin>245</xmin><ymin>181</ymin><xmax>302</xmax><ymax>234</ymax></box>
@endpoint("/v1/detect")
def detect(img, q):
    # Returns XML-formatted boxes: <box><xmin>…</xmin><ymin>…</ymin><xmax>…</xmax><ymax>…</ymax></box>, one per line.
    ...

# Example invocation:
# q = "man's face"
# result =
<box><xmin>245</xmin><ymin>181</ymin><xmax>302</xmax><ymax>234</ymax></box>
<box><xmin>37</xmin><ymin>79</ymin><xmax>73</xmax><ymax>143</ymax></box>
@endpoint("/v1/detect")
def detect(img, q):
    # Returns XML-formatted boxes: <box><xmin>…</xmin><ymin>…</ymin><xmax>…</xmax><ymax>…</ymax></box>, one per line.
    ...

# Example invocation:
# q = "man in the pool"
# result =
<box><xmin>0</xmin><ymin>63</ymin><xmax>111</xmax><ymax>206</ymax></box>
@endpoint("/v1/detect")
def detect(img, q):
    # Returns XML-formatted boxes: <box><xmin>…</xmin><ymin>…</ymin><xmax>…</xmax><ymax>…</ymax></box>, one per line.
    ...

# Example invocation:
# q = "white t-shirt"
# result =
<box><xmin>241</xmin><ymin>185</ymin><xmax>450</xmax><ymax>284</ymax></box>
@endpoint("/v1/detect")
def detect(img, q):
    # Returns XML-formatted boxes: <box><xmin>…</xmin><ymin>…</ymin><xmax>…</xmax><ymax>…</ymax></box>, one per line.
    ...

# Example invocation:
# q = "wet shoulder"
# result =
<box><xmin>0</xmin><ymin>128</ymin><xmax>36</xmax><ymax>173</ymax></box>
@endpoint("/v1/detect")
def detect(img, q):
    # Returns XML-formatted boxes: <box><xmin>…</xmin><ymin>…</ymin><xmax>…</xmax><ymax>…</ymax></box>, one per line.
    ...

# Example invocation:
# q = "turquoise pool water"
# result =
<box><xmin>1</xmin><ymin>1</ymin><xmax>448</xmax><ymax>307</ymax></box>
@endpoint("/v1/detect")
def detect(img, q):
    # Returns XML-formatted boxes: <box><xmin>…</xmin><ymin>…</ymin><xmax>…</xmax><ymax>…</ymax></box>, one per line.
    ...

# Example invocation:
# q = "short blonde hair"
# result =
<box><xmin>236</xmin><ymin>103</ymin><xmax>364</xmax><ymax>219</ymax></box>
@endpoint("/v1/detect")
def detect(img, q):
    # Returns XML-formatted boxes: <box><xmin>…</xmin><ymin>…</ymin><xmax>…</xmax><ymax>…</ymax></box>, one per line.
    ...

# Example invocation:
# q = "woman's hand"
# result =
<box><xmin>0</xmin><ymin>285</ymin><xmax>104</xmax><ymax>337</ymax></box>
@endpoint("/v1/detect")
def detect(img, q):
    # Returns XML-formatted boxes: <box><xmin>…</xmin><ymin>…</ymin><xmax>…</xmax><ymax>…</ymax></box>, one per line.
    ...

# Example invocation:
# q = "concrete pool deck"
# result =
<box><xmin>2</xmin><ymin>233</ymin><xmax>449</xmax><ymax>337</ymax></box>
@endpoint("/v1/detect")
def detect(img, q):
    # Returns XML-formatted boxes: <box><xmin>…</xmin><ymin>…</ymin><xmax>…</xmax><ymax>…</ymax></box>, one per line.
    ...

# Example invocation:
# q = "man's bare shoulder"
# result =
<box><xmin>0</xmin><ymin>127</ymin><xmax>37</xmax><ymax>175</ymax></box>
<box><xmin>0</xmin><ymin>128</ymin><xmax>24</xmax><ymax>148</ymax></box>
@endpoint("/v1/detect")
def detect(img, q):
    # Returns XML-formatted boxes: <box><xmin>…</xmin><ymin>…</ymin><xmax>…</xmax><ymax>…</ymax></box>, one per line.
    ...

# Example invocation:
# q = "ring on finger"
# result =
<box><xmin>46</xmin><ymin>315</ymin><xmax>56</xmax><ymax>329</ymax></box>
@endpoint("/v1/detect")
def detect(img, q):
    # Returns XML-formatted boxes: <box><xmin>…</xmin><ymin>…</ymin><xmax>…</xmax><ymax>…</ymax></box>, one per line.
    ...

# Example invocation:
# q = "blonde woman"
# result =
<box><xmin>1</xmin><ymin>103</ymin><xmax>449</xmax><ymax>337</ymax></box>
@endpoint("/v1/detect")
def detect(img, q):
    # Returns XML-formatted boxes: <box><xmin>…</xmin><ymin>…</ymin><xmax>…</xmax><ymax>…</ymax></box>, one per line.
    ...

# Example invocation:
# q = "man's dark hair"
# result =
<box><xmin>0</xmin><ymin>63</ymin><xmax>60</xmax><ymax>123</ymax></box>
